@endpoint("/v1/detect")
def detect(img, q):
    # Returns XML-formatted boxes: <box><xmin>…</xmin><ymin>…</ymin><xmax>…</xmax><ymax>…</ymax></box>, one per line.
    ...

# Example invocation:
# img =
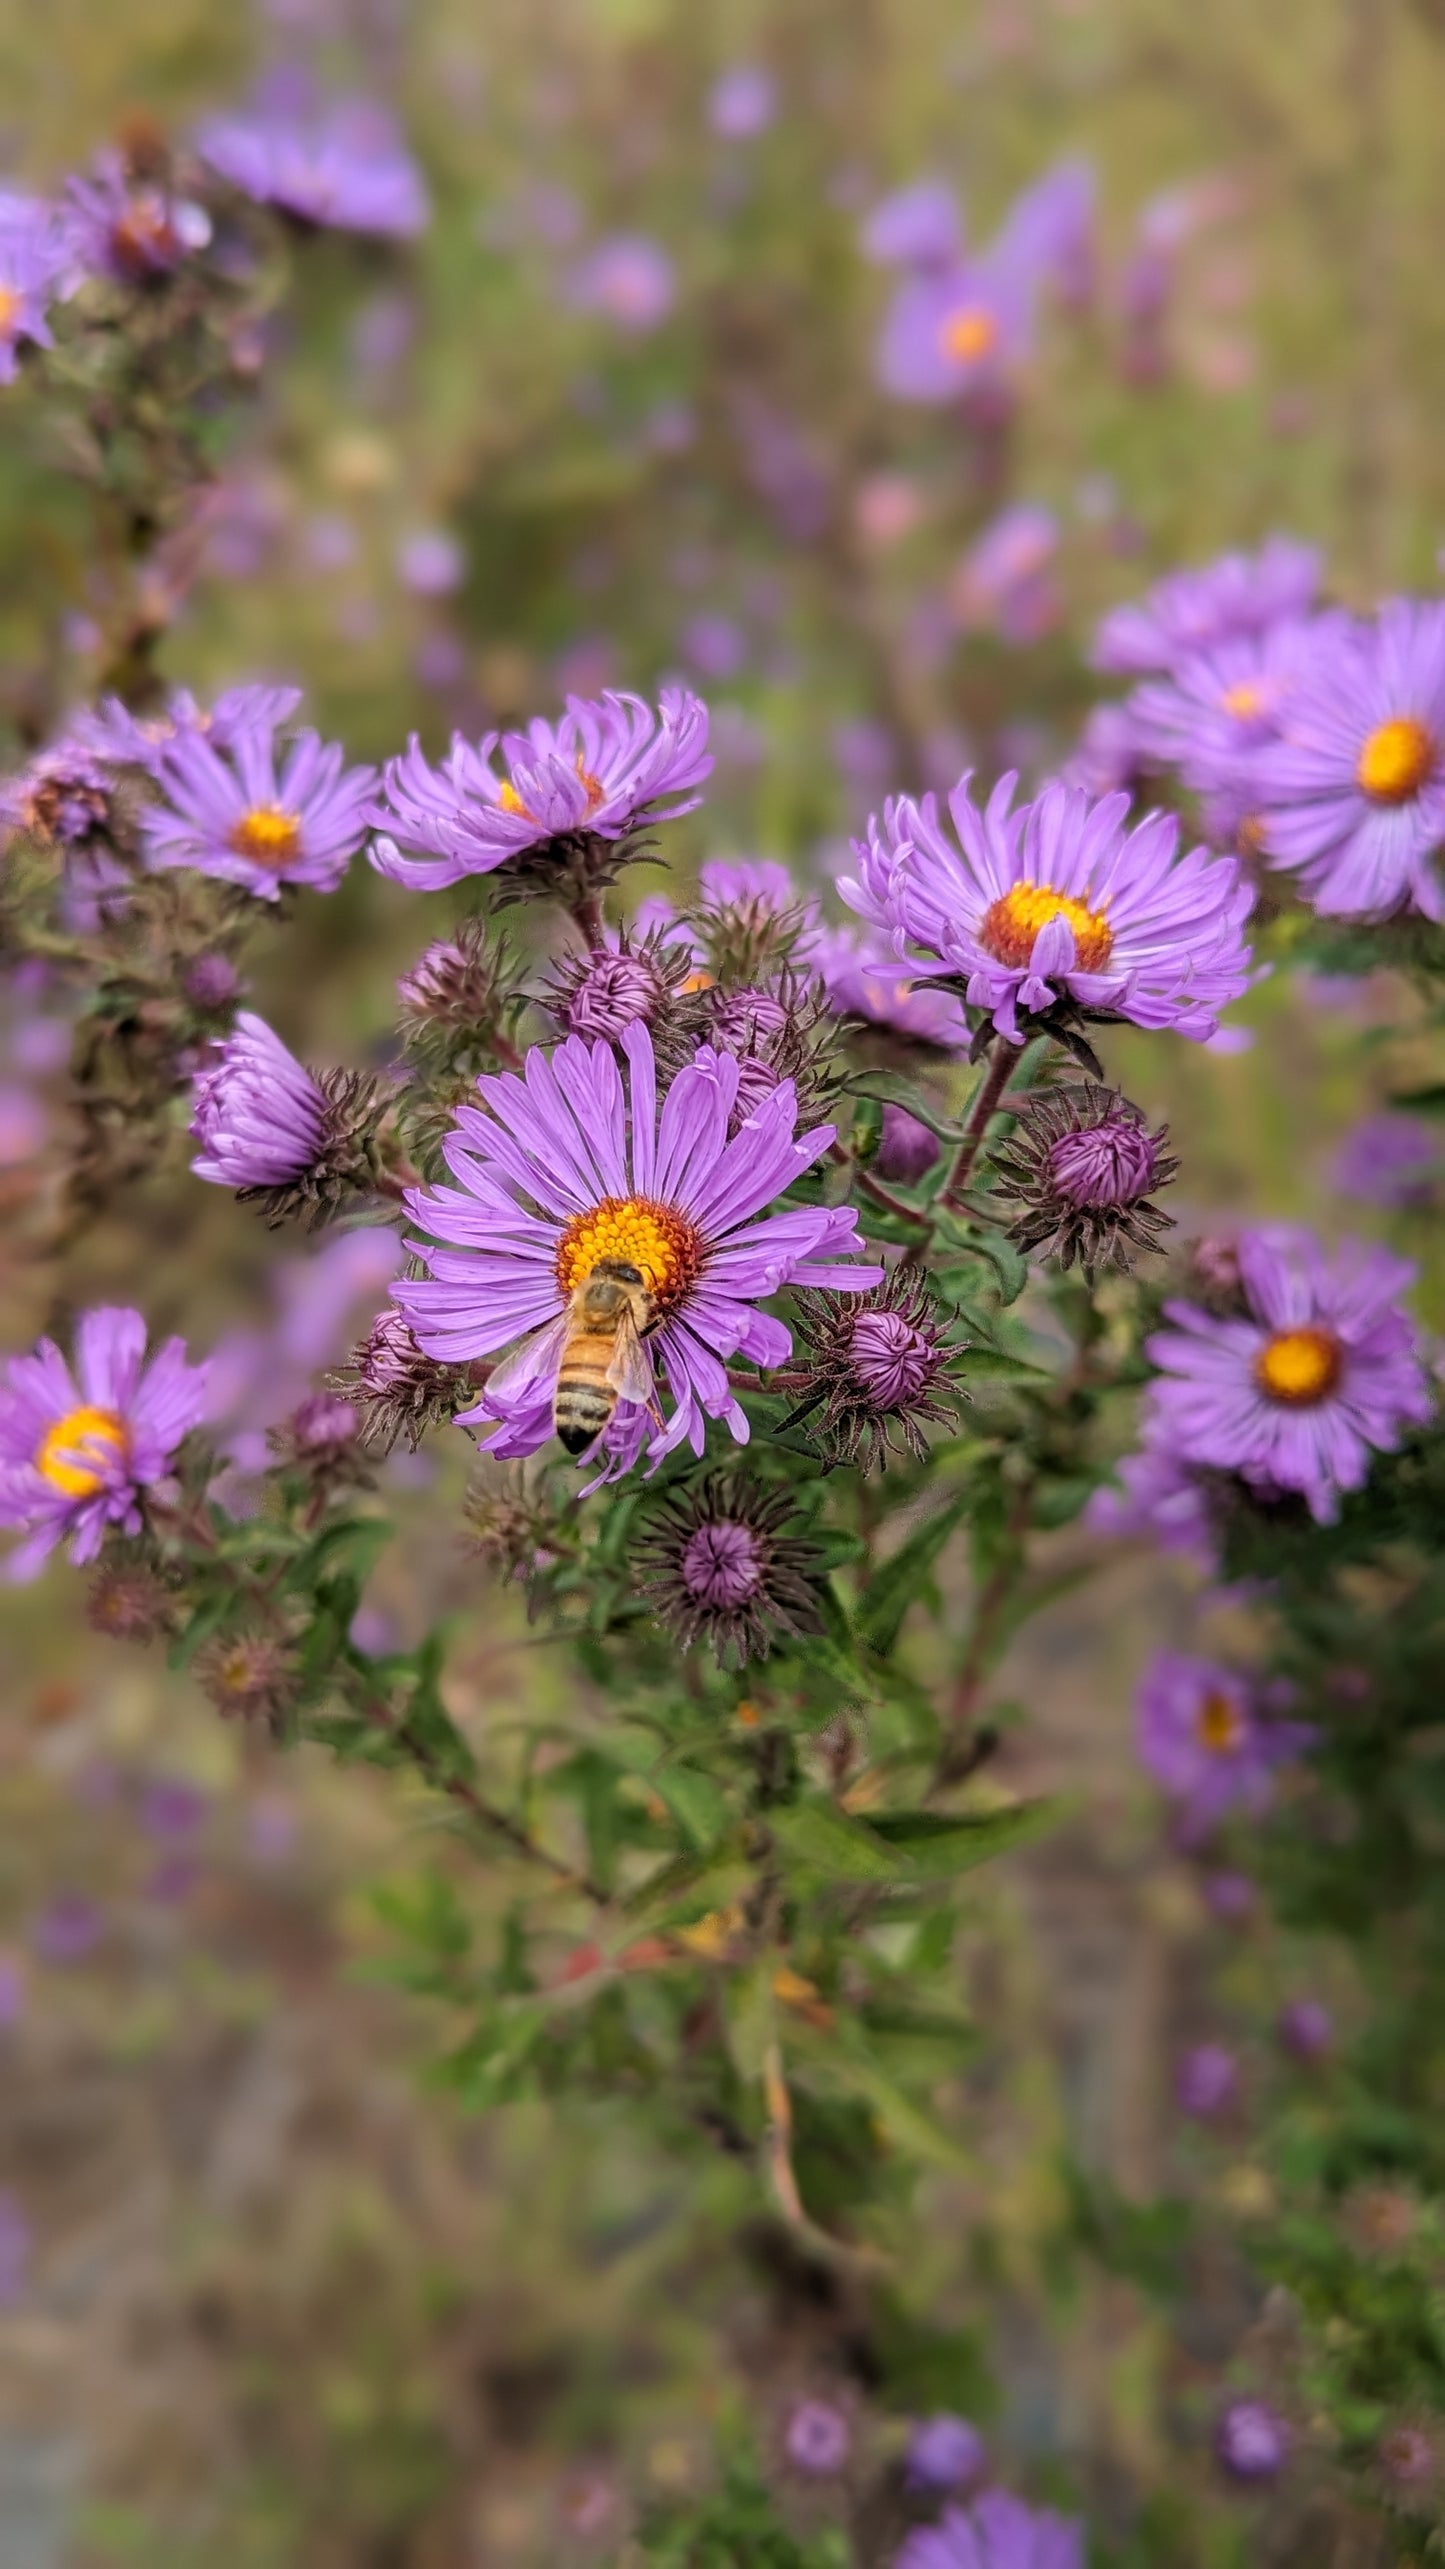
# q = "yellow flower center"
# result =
<box><xmin>1254</xmin><ymin>1325</ymin><xmax>1342</xmax><ymax>1407</ymax></box>
<box><xmin>0</xmin><ymin>285</ymin><xmax>22</xmax><ymax>335</ymax></box>
<box><xmin>1196</xmin><ymin>1691</ymin><xmax>1245</xmax><ymax>1755</ymax></box>
<box><xmin>35</xmin><ymin>1404</ymin><xmax>127</xmax><ymax>1498</ymax></box>
<box><xmin>979</xmin><ymin>881</ymin><xmax>1114</xmax><ymax>974</ymax></box>
<box><xmin>1220</xmin><ymin>682</ymin><xmax>1265</xmax><ymax>719</ymax></box>
<box><xmin>228</xmin><ymin>803</ymin><xmax>302</xmax><ymax>868</ymax></box>
<box><xmin>1356</xmin><ymin>716</ymin><xmax>1434</xmax><ymax>806</ymax></box>
<box><xmin>555</xmin><ymin>1193</ymin><xmax>702</xmax><ymax>1307</ymax></box>
<box><xmin>940</xmin><ymin>305</ymin><xmax>999</xmax><ymax>363</ymax></box>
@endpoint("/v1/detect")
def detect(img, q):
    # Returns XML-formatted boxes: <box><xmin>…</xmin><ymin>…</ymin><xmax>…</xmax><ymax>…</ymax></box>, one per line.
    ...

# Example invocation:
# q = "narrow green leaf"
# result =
<box><xmin>839</xmin><ymin>1071</ymin><xmax>964</xmax><ymax>1141</ymax></box>
<box><xmin>770</xmin><ymin>1801</ymin><xmax>903</xmax><ymax>1882</ymax></box>
<box><xmin>649</xmin><ymin>1764</ymin><xmax>731</xmax><ymax>1852</ymax></box>
<box><xmin>856</xmin><ymin>1490</ymin><xmax>975</xmax><ymax>1655</ymax></box>
<box><xmin>869</xmin><ymin>1799</ymin><xmax>1062</xmax><ymax>1876</ymax></box>
<box><xmin>956</xmin><ymin>1347</ymin><xmax>1050</xmax><ymax>1382</ymax></box>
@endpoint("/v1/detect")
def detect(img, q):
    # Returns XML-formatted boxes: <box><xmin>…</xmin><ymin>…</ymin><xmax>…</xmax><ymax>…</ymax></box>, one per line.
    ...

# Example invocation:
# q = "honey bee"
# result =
<box><xmin>486</xmin><ymin>1259</ymin><xmax>663</xmax><ymax>1457</ymax></box>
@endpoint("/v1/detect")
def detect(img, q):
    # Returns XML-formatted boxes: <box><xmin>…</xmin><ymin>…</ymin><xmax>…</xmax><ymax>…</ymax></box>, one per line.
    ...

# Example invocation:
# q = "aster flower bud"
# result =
<box><xmin>395</xmin><ymin>914</ymin><xmax>525</xmax><ymax>1070</ymax></box>
<box><xmin>991</xmin><ymin>1082</ymin><xmax>1178</xmax><ymax>1276</ymax></box>
<box><xmin>189</xmin><ymin>1011</ymin><xmax>390</xmax><ymax>1226</ymax></box>
<box><xmin>542</xmin><ymin>925</ymin><xmax>696</xmax><ymax>1042</ymax></box>
<box><xmin>683</xmin><ymin>970</ymin><xmax>842</xmax><ymax>1130</ymax></box>
<box><xmin>463</xmin><ymin>1475</ymin><xmax>566</xmax><ymax>1586</ymax></box>
<box><xmin>86</xmin><ymin>1561</ymin><xmax>177</xmax><ymax>1643</ymax></box>
<box><xmin>790</xmin><ymin>1270</ymin><xmax>961</xmax><ymax>1471</ymax></box>
<box><xmin>875</xmin><ymin>1101</ymin><xmax>941</xmax><ymax>1183</ymax></box>
<box><xmin>332</xmin><ymin>1309</ymin><xmax>480</xmax><ymax>1454</ymax></box>
<box><xmin>636</xmin><ymin>1472</ymin><xmax>825</xmax><ymax>1667</ymax></box>
<box><xmin>183</xmin><ymin>952</ymin><xmax>244</xmax><ymax>1014</ymax></box>
<box><xmin>270</xmin><ymin>1390</ymin><xmax>368</xmax><ymax>1494</ymax></box>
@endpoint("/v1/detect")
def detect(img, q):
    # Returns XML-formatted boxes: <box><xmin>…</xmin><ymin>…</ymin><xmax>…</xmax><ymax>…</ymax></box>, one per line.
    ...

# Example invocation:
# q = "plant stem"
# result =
<box><xmin>357</xmin><ymin>1681</ymin><xmax>612</xmax><ymax>1908</ymax></box>
<box><xmin>940</xmin><ymin>1044</ymin><xmax>1020</xmax><ymax>1213</ymax></box>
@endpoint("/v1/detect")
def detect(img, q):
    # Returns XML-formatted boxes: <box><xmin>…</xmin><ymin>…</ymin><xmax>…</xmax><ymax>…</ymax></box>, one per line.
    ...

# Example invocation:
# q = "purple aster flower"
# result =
<box><xmin>142</xmin><ymin>709</ymin><xmax>374</xmax><ymax>900</ymax></box>
<box><xmin>894</xmin><ymin>2487</ymin><xmax>1084</xmax><ymax>2569</ymax></box>
<box><xmin>569</xmin><ymin>233</ymin><xmax>675</xmax><ymax>332</ymax></box>
<box><xmin>31</xmin><ymin>1892</ymin><xmax>105</xmax><ymax>1963</ymax></box>
<box><xmin>65</xmin><ymin>149</ymin><xmax>211</xmax><ymax>283</ymax></box>
<box><xmin>905</xmin><ymin>2415</ymin><xmax>986</xmax><ymax>2496</ymax></box>
<box><xmin>1332</xmin><ymin>1111</ymin><xmax>1440</xmax><ymax>1209</ymax></box>
<box><xmin>1126</xmin><ymin>613</ymin><xmax>1340</xmax><ymax>791</ymax></box>
<box><xmin>1137</xmin><ymin>1651</ymin><xmax>1312</xmax><ymax>1832</ymax></box>
<box><xmin>1086</xmin><ymin>1430</ymin><xmax>1217</xmax><ymax>1563</ymax></box>
<box><xmin>1145</xmin><ymin>1226</ymin><xmax>1432</xmax><ymax>1523</ymax></box>
<box><xmin>1215</xmin><ymin>2398</ymin><xmax>1289</xmax><ymax>2481</ymax></box>
<box><xmin>993</xmin><ymin>1083</ymin><xmax>1178</xmax><ymax>1275</ymax></box>
<box><xmin>841</xmin><ymin>773</ymin><xmax>1253</xmax><ymax>1046</ymax></box>
<box><xmin>1177</xmin><ymin>2042</ymin><xmax>1239</xmax><ymax>2120</ymax></box>
<box><xmin>993</xmin><ymin>158</ymin><xmax>1096</xmax><ymax>309</ymax></box>
<box><xmin>74</xmin><ymin>682</ymin><xmax>305</xmax><ymax>776</ymax></box>
<box><xmin>1061</xmin><ymin>700</ymin><xmax>1156</xmax><ymax>801</ymax></box>
<box><xmin>1252</xmin><ymin>601</ymin><xmax>1445</xmax><ymax>918</ymax></box>
<box><xmin>370</xmin><ymin>688</ymin><xmax>711</xmax><ymax>892</ymax></box>
<box><xmin>0</xmin><ymin>1308</ymin><xmax>209</xmax><ymax>1580</ymax></box>
<box><xmin>861</xmin><ymin>179</ymin><xmax>963</xmax><ymax>271</ymax></box>
<box><xmin>877</xmin><ymin>1104</ymin><xmax>941</xmax><ymax>1183</ymax></box>
<box><xmin>877</xmin><ymin>259</ymin><xmax>1029</xmax><ymax>403</ymax></box>
<box><xmin>784</xmin><ymin>2397</ymin><xmax>852</xmax><ymax>2478</ymax></box>
<box><xmin>1092</xmin><ymin>538</ymin><xmax>1321</xmax><ymax>676</ymax></box>
<box><xmin>1278</xmin><ymin>1997</ymin><xmax>1333</xmax><ymax>2061</ymax></box>
<box><xmin>0</xmin><ymin>197</ymin><xmax>74</xmax><ymax>381</ymax></box>
<box><xmin>812</xmin><ymin>927</ymin><xmax>966</xmax><ymax>1050</ymax></box>
<box><xmin>708</xmin><ymin>65</ymin><xmax>777</xmax><ymax>140</ymax></box>
<box><xmin>197</xmin><ymin>98</ymin><xmax>428</xmax><ymax>238</ymax></box>
<box><xmin>189</xmin><ymin>1012</ymin><xmax>385</xmax><ymax>1222</ymax></box>
<box><xmin>395</xmin><ymin>1021</ymin><xmax>880</xmax><ymax>1480</ymax></box>
<box><xmin>952</xmin><ymin>505</ymin><xmax>1060</xmax><ymax>644</ymax></box>
<box><xmin>791</xmin><ymin>1269</ymin><xmax>961</xmax><ymax>1470</ymax></box>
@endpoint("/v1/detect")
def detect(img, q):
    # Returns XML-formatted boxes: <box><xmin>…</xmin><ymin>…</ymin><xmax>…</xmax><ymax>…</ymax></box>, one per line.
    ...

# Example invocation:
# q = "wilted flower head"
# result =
<box><xmin>86</xmin><ymin>1561</ymin><xmax>176</xmax><ymax>1643</ymax></box>
<box><xmin>569</xmin><ymin>234</ymin><xmax>675</xmax><ymax>332</ymax></box>
<box><xmin>0</xmin><ymin>730</ymin><xmax>122</xmax><ymax>853</ymax></box>
<box><xmin>905</xmin><ymin>2415</ymin><xmax>986</xmax><ymax>2495</ymax></box>
<box><xmin>396</xmin><ymin>1021</ymin><xmax>877</xmax><ymax>1482</ymax></box>
<box><xmin>842</xmin><ymin>773</ymin><xmax>1253</xmax><ymax>1046</ymax></box>
<box><xmin>1177</xmin><ymin>2042</ymin><xmax>1239</xmax><ymax>2121</ymax></box>
<box><xmin>636</xmin><ymin>1472</ymin><xmax>824</xmax><ymax>1664</ymax></box>
<box><xmin>0</xmin><ymin>1307</ymin><xmax>209</xmax><ymax>1580</ymax></box>
<box><xmin>894</xmin><ymin>2486</ymin><xmax>1084</xmax><ymax>2569</ymax></box>
<box><xmin>190</xmin><ymin>1011</ymin><xmax>386</xmax><ymax>1224</ymax></box>
<box><xmin>1136</xmin><ymin>1651</ymin><xmax>1312</xmax><ymax>1834</ymax></box>
<box><xmin>333</xmin><ymin>1310</ymin><xmax>478</xmax><ymax>1455</ymax></box>
<box><xmin>791</xmin><ymin>1268</ymin><xmax>961</xmax><ymax>1471</ymax></box>
<box><xmin>992</xmin><ymin>1083</ymin><xmax>1178</xmax><ymax>1275</ymax></box>
<box><xmin>1214</xmin><ymin>2398</ymin><xmax>1289</xmax><ymax>2481</ymax></box>
<box><xmin>142</xmin><ymin>702</ymin><xmax>375</xmax><ymax>900</ymax></box>
<box><xmin>1091</xmin><ymin>538</ymin><xmax>1321</xmax><ymax>676</ymax></box>
<box><xmin>197</xmin><ymin>97</ymin><xmax>428</xmax><ymax>237</ymax></box>
<box><xmin>370</xmin><ymin>688</ymin><xmax>710</xmax><ymax>894</ymax></box>
<box><xmin>1144</xmin><ymin>1225</ymin><xmax>1431</xmax><ymax>1523</ymax></box>
<box><xmin>1251</xmin><ymin>599</ymin><xmax>1445</xmax><ymax>919</ymax></box>
<box><xmin>197</xmin><ymin>1628</ymin><xmax>298</xmax><ymax>1726</ymax></box>
<box><xmin>65</xmin><ymin>148</ymin><xmax>210</xmax><ymax>282</ymax></box>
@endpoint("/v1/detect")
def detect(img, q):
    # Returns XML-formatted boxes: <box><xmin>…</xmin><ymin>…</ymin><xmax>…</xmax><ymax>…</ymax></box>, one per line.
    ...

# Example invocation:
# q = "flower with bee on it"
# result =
<box><xmin>635</xmin><ymin>1471</ymin><xmax>825</xmax><ymax>1666</ymax></box>
<box><xmin>395</xmin><ymin>1020</ymin><xmax>880</xmax><ymax>1483</ymax></box>
<box><xmin>788</xmin><ymin>1268</ymin><xmax>962</xmax><ymax>1471</ymax></box>
<box><xmin>990</xmin><ymin>1081</ymin><xmax>1178</xmax><ymax>1276</ymax></box>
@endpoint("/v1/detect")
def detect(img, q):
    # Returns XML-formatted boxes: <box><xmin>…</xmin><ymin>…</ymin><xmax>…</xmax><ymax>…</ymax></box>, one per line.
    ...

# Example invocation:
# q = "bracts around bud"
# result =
<box><xmin>788</xmin><ymin>1268</ymin><xmax>963</xmax><ymax>1471</ymax></box>
<box><xmin>991</xmin><ymin>1081</ymin><xmax>1178</xmax><ymax>1278</ymax></box>
<box><xmin>331</xmin><ymin>1310</ymin><xmax>482</xmax><ymax>1454</ymax></box>
<box><xmin>189</xmin><ymin>1010</ymin><xmax>398</xmax><ymax>1226</ymax></box>
<box><xmin>635</xmin><ymin>1471</ymin><xmax>826</xmax><ymax>1668</ymax></box>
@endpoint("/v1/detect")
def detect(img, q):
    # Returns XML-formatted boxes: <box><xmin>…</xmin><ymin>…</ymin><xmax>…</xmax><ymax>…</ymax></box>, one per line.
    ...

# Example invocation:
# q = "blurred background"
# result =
<box><xmin>2</xmin><ymin>0</ymin><xmax>1444</xmax><ymax>2560</ymax></box>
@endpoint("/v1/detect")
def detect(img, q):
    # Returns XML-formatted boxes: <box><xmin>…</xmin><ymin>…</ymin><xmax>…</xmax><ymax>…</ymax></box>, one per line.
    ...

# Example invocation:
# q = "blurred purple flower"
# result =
<box><xmin>951</xmin><ymin>504</ymin><xmax>1059</xmax><ymax>643</ymax></box>
<box><xmin>140</xmin><ymin>1776</ymin><xmax>209</xmax><ymax>1843</ymax></box>
<box><xmin>397</xmin><ymin>530</ymin><xmax>465</xmax><ymax>596</ymax></box>
<box><xmin>1177</xmin><ymin>2042</ymin><xmax>1239</xmax><ymax>2120</ymax></box>
<box><xmin>708</xmin><ymin>65</ymin><xmax>777</xmax><ymax>140</ymax></box>
<box><xmin>65</xmin><ymin>150</ymin><xmax>211</xmax><ymax>282</ymax></box>
<box><xmin>877</xmin><ymin>259</ymin><xmax>1028</xmax><ymax>403</ymax></box>
<box><xmin>0</xmin><ymin>1950</ymin><xmax>25</xmax><ymax>2026</ymax></box>
<box><xmin>811</xmin><ymin>926</ymin><xmax>966</xmax><ymax>1049</ymax></box>
<box><xmin>1202</xmin><ymin>1871</ymin><xmax>1256</xmax><ymax>1923</ymax></box>
<box><xmin>1215</xmin><ymin>2398</ymin><xmax>1289</xmax><ymax>2481</ymax></box>
<box><xmin>569</xmin><ymin>234</ymin><xmax>675</xmax><ymax>332</ymax></box>
<box><xmin>784</xmin><ymin>2398</ymin><xmax>852</xmax><ymax>2477</ymax></box>
<box><xmin>1091</xmin><ymin>537</ymin><xmax>1321</xmax><ymax>676</ymax></box>
<box><xmin>1332</xmin><ymin>1111</ymin><xmax>1440</xmax><ymax>1209</ymax></box>
<box><xmin>876</xmin><ymin>1104</ymin><xmax>940</xmax><ymax>1183</ymax></box>
<box><xmin>32</xmin><ymin>1893</ymin><xmax>105</xmax><ymax>1965</ymax></box>
<box><xmin>994</xmin><ymin>158</ymin><xmax>1095</xmax><ymax>308</ymax></box>
<box><xmin>1136</xmin><ymin>1650</ymin><xmax>1312</xmax><ymax>1832</ymax></box>
<box><xmin>198</xmin><ymin>97</ymin><xmax>428</xmax><ymax>237</ymax></box>
<box><xmin>1126</xmin><ymin>613</ymin><xmax>1340</xmax><ymax>790</ymax></box>
<box><xmin>861</xmin><ymin>179</ymin><xmax>962</xmax><ymax>271</ymax></box>
<box><xmin>894</xmin><ymin>2486</ymin><xmax>1084</xmax><ymax>2569</ymax></box>
<box><xmin>1278</xmin><ymin>1998</ymin><xmax>1333</xmax><ymax>2062</ymax></box>
<box><xmin>905</xmin><ymin>2414</ymin><xmax>986</xmax><ymax>2495</ymax></box>
<box><xmin>0</xmin><ymin>197</ymin><xmax>73</xmax><ymax>381</ymax></box>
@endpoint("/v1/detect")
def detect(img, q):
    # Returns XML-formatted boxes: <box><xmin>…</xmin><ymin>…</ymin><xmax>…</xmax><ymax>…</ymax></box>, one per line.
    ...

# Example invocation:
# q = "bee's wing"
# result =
<box><xmin>484</xmin><ymin>1314</ymin><xmax>568</xmax><ymax>1406</ymax></box>
<box><xmin>605</xmin><ymin>1310</ymin><xmax>656</xmax><ymax>1409</ymax></box>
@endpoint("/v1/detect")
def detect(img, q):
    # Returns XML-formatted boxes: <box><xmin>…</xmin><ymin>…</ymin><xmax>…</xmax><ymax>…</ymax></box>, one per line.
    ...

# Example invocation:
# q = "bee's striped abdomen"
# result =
<box><xmin>553</xmin><ymin>1331</ymin><xmax>620</xmax><ymax>1455</ymax></box>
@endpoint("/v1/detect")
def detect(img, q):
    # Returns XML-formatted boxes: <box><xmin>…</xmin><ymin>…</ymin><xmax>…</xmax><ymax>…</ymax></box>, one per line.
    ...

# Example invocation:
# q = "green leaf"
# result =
<box><xmin>868</xmin><ymin>1799</ymin><xmax>1062</xmax><ymax>1877</ymax></box>
<box><xmin>965</xmin><ymin>1229</ymin><xmax>1030</xmax><ymax>1305</ymax></box>
<box><xmin>829</xmin><ymin>2043</ymin><xmax>974</xmax><ymax>2171</ymax></box>
<box><xmin>285</xmin><ymin>1515</ymin><xmax>392</xmax><ymax>1593</ymax></box>
<box><xmin>956</xmin><ymin>1347</ymin><xmax>1050</xmax><ymax>1382</ymax></box>
<box><xmin>166</xmin><ymin>1590</ymin><xmax>234</xmax><ymax>1670</ymax></box>
<box><xmin>649</xmin><ymin>1763</ymin><xmax>732</xmax><ymax>1852</ymax></box>
<box><xmin>839</xmin><ymin>1071</ymin><xmax>964</xmax><ymax>1141</ymax></box>
<box><xmin>723</xmin><ymin>1959</ymin><xmax>775</xmax><ymax>2084</ymax></box>
<box><xmin>770</xmin><ymin>1801</ymin><xmax>903</xmax><ymax>1882</ymax></box>
<box><xmin>856</xmin><ymin>1490</ymin><xmax>975</xmax><ymax>1655</ymax></box>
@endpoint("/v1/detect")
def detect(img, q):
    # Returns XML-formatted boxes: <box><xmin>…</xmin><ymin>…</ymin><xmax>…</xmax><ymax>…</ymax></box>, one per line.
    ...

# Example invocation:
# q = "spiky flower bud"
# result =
<box><xmin>677</xmin><ymin>969</ymin><xmax>841</xmax><ymax>1130</ymax></box>
<box><xmin>395</xmin><ymin>914</ymin><xmax>527</xmax><ymax>1068</ymax></box>
<box><xmin>790</xmin><ymin>1270</ymin><xmax>961</xmax><ymax>1470</ymax></box>
<box><xmin>463</xmin><ymin>1475</ymin><xmax>564</xmax><ymax>1584</ymax></box>
<box><xmin>270</xmin><ymin>1390</ymin><xmax>368</xmax><ymax>1492</ymax></box>
<box><xmin>332</xmin><ymin>1309</ymin><xmax>479</xmax><ymax>1453</ymax></box>
<box><xmin>542</xmin><ymin>925</ymin><xmax>696</xmax><ymax>1041</ymax></box>
<box><xmin>189</xmin><ymin>1011</ymin><xmax>390</xmax><ymax>1226</ymax></box>
<box><xmin>635</xmin><ymin>1472</ymin><xmax>824</xmax><ymax>1666</ymax></box>
<box><xmin>991</xmin><ymin>1082</ymin><xmax>1178</xmax><ymax>1275</ymax></box>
